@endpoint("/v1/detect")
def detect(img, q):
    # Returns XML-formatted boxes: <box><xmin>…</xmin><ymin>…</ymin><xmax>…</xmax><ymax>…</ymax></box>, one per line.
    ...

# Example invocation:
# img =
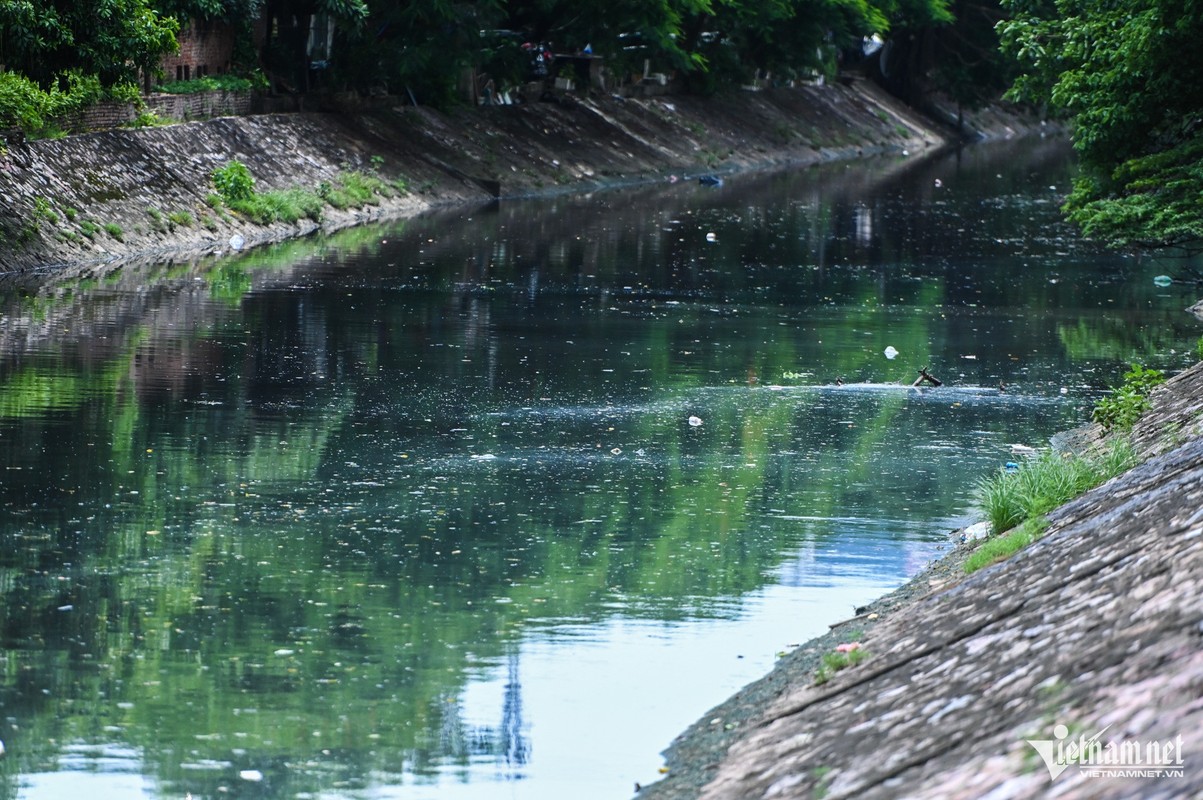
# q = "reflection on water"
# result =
<box><xmin>1</xmin><ymin>138</ymin><xmax>1201</xmax><ymax>799</ymax></box>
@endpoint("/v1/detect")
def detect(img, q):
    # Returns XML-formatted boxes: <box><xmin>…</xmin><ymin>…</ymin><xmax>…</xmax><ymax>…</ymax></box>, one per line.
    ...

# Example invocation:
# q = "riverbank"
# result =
<box><xmin>0</xmin><ymin>78</ymin><xmax>1040</xmax><ymax>280</ymax></box>
<box><xmin>638</xmin><ymin>360</ymin><xmax>1203</xmax><ymax>798</ymax></box>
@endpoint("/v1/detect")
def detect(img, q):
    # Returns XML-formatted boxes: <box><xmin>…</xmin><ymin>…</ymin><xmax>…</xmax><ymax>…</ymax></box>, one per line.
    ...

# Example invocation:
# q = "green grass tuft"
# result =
<box><xmin>964</xmin><ymin>517</ymin><xmax>1049</xmax><ymax>574</ymax></box>
<box><xmin>975</xmin><ymin>439</ymin><xmax>1136</xmax><ymax>535</ymax></box>
<box><xmin>813</xmin><ymin>646</ymin><xmax>868</xmax><ymax>685</ymax></box>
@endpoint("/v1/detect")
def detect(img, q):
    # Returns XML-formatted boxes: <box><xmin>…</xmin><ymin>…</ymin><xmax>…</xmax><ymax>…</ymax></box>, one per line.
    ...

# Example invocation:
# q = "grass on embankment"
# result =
<box><xmin>965</xmin><ymin>440</ymin><xmax>1138</xmax><ymax>574</ymax></box>
<box><xmin>208</xmin><ymin>159</ymin><xmax>408</xmax><ymax>227</ymax></box>
<box><xmin>962</xmin><ymin>362</ymin><xmax>1174</xmax><ymax>575</ymax></box>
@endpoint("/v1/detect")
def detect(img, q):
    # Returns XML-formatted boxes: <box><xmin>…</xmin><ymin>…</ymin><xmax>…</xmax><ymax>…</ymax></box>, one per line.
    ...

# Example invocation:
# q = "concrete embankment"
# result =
<box><xmin>639</xmin><ymin>361</ymin><xmax>1203</xmax><ymax>799</ymax></box>
<box><xmin>0</xmin><ymin>78</ymin><xmax>960</xmax><ymax>277</ymax></box>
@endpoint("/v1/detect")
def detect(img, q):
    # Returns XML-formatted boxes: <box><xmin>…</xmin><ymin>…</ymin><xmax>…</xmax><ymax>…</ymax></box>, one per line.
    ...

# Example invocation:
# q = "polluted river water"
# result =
<box><xmin>0</xmin><ymin>136</ymin><xmax>1201</xmax><ymax>799</ymax></box>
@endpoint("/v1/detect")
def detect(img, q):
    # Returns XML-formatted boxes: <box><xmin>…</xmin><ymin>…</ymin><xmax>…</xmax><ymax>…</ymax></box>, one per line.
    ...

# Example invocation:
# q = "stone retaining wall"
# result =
<box><xmin>0</xmin><ymin>80</ymin><xmax>957</xmax><ymax>276</ymax></box>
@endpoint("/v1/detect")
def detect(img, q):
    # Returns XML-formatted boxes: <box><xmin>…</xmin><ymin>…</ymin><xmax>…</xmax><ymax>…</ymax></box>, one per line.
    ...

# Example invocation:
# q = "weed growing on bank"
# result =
<box><xmin>1092</xmin><ymin>363</ymin><xmax>1165</xmax><ymax>431</ymax></box>
<box><xmin>813</xmin><ymin>644</ymin><xmax>868</xmax><ymax>686</ymax></box>
<box><xmin>963</xmin><ymin>517</ymin><xmax>1049</xmax><ymax>574</ymax></box>
<box><xmin>210</xmin><ymin>160</ymin><xmax>406</xmax><ymax>225</ymax></box>
<box><xmin>975</xmin><ymin>439</ymin><xmax>1136</xmax><ymax>535</ymax></box>
<box><xmin>968</xmin><ymin>440</ymin><xmax>1137</xmax><ymax>574</ymax></box>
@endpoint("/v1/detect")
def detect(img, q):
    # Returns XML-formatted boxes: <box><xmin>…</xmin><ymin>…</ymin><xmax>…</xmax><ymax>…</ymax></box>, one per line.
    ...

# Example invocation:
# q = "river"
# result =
<box><xmin>0</xmin><ymin>137</ymin><xmax>1200</xmax><ymax>800</ymax></box>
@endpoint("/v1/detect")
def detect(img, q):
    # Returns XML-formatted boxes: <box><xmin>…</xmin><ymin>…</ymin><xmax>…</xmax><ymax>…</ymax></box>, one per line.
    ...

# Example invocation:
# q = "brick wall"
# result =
<box><xmin>145</xmin><ymin>91</ymin><xmax>253</xmax><ymax>120</ymax></box>
<box><xmin>160</xmin><ymin>20</ymin><xmax>238</xmax><ymax>82</ymax></box>
<box><xmin>59</xmin><ymin>91</ymin><xmax>253</xmax><ymax>133</ymax></box>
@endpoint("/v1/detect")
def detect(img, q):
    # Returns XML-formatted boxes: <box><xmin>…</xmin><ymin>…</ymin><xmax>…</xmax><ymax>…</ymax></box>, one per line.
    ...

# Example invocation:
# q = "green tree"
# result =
<box><xmin>1000</xmin><ymin>0</ymin><xmax>1203</xmax><ymax>248</ymax></box>
<box><xmin>0</xmin><ymin>0</ymin><xmax>178</xmax><ymax>89</ymax></box>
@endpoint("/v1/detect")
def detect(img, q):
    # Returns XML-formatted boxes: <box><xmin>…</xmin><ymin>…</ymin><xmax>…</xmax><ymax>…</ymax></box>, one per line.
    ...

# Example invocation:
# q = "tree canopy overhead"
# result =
<box><xmin>0</xmin><ymin>0</ymin><xmax>179</xmax><ymax>89</ymax></box>
<box><xmin>0</xmin><ymin>0</ymin><xmax>970</xmax><ymax>129</ymax></box>
<box><xmin>1000</xmin><ymin>0</ymin><xmax>1203</xmax><ymax>249</ymax></box>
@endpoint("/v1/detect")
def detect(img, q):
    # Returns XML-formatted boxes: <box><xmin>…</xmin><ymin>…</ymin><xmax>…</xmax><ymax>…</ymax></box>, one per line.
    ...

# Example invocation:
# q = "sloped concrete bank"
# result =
<box><xmin>639</xmin><ymin>361</ymin><xmax>1203</xmax><ymax>799</ymax></box>
<box><xmin>0</xmin><ymin>78</ymin><xmax>976</xmax><ymax>278</ymax></box>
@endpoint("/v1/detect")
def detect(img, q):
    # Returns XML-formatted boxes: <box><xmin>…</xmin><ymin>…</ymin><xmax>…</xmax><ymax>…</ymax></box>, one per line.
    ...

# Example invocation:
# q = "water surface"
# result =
<box><xmin>1</xmin><ymin>137</ymin><xmax>1200</xmax><ymax>799</ymax></box>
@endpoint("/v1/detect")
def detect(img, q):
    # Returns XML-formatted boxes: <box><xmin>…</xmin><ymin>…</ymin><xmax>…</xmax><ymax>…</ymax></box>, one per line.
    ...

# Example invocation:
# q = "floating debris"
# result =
<box><xmin>884</xmin><ymin>346</ymin><xmax>899</xmax><ymax>360</ymax></box>
<box><xmin>1153</xmin><ymin>275</ymin><xmax>1173</xmax><ymax>287</ymax></box>
<box><xmin>687</xmin><ymin>415</ymin><xmax>703</xmax><ymax>427</ymax></box>
<box><xmin>913</xmin><ymin>367</ymin><xmax>942</xmax><ymax>387</ymax></box>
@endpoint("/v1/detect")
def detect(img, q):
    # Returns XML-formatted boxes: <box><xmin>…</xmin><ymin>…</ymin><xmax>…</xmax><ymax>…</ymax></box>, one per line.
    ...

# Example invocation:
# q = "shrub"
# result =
<box><xmin>1092</xmin><ymin>364</ymin><xmax>1166</xmax><ymax>431</ymax></box>
<box><xmin>154</xmin><ymin>73</ymin><xmax>264</xmax><ymax>95</ymax></box>
<box><xmin>103</xmin><ymin>222</ymin><xmax>124</xmax><ymax>241</ymax></box>
<box><xmin>45</xmin><ymin>70</ymin><xmax>104</xmax><ymax>120</ymax></box>
<box><xmin>126</xmin><ymin>111</ymin><xmax>165</xmax><ymax>128</ymax></box>
<box><xmin>0</xmin><ymin>69</ymin><xmax>110</xmax><ymax>137</ymax></box>
<box><xmin>0</xmin><ymin>71</ymin><xmax>49</xmax><ymax>131</ymax></box>
<box><xmin>212</xmin><ymin>160</ymin><xmax>256</xmax><ymax>204</ymax></box>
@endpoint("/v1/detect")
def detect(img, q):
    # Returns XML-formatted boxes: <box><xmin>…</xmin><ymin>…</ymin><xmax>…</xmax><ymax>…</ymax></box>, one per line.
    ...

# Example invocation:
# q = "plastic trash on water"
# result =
<box><xmin>884</xmin><ymin>346</ymin><xmax>899</xmax><ymax>360</ymax></box>
<box><xmin>229</xmin><ymin>233</ymin><xmax>246</xmax><ymax>251</ymax></box>
<box><xmin>1153</xmin><ymin>275</ymin><xmax>1173</xmax><ymax>287</ymax></box>
<box><xmin>688</xmin><ymin>415</ymin><xmax>703</xmax><ymax>427</ymax></box>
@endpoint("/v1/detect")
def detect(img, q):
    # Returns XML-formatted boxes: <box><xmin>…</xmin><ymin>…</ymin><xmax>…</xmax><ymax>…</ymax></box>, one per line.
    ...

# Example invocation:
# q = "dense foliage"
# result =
<box><xmin>1000</xmin><ymin>0</ymin><xmax>1203</xmax><ymax>248</ymax></box>
<box><xmin>0</xmin><ymin>0</ymin><xmax>178</xmax><ymax>89</ymax></box>
<box><xmin>1</xmin><ymin>0</ymin><xmax>962</xmax><ymax>117</ymax></box>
